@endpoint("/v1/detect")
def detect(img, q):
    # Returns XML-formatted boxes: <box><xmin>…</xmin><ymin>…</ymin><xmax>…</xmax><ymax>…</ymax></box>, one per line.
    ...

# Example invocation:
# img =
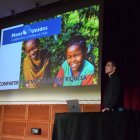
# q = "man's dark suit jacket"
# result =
<box><xmin>103</xmin><ymin>72</ymin><xmax>123</xmax><ymax>110</ymax></box>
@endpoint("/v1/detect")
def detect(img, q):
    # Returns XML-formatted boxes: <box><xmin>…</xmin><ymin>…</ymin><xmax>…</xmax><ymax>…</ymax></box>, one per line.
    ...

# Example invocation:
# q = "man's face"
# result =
<box><xmin>25</xmin><ymin>40</ymin><xmax>39</xmax><ymax>60</ymax></box>
<box><xmin>105</xmin><ymin>62</ymin><xmax>116</xmax><ymax>75</ymax></box>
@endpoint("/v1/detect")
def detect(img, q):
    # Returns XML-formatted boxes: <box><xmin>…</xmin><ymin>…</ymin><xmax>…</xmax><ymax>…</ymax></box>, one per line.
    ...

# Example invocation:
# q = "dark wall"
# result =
<box><xmin>102</xmin><ymin>0</ymin><xmax>140</xmax><ymax>111</ymax></box>
<box><xmin>0</xmin><ymin>0</ymin><xmax>99</xmax><ymax>29</ymax></box>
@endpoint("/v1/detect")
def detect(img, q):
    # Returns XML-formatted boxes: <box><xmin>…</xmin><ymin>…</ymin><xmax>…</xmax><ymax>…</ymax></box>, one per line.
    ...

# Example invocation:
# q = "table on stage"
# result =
<box><xmin>52</xmin><ymin>111</ymin><xmax>140</xmax><ymax>140</ymax></box>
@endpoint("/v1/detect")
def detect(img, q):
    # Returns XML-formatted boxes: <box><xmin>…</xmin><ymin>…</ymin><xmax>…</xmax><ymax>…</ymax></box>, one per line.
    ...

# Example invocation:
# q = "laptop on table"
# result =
<box><xmin>66</xmin><ymin>99</ymin><xmax>81</xmax><ymax>112</ymax></box>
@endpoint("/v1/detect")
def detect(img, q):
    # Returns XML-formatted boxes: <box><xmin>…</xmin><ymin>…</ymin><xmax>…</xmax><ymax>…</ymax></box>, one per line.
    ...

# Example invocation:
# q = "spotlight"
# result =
<box><xmin>11</xmin><ymin>9</ymin><xmax>16</xmax><ymax>16</ymax></box>
<box><xmin>35</xmin><ymin>2</ymin><xmax>40</xmax><ymax>9</ymax></box>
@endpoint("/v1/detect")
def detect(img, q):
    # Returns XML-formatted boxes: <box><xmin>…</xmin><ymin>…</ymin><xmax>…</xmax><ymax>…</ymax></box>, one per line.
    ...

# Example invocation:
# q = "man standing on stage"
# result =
<box><xmin>102</xmin><ymin>60</ymin><xmax>123</xmax><ymax>112</ymax></box>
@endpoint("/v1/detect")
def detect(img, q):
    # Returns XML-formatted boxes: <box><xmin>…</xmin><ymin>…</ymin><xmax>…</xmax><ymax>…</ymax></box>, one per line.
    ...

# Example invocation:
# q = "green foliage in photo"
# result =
<box><xmin>20</xmin><ymin>5</ymin><xmax>100</xmax><ymax>87</ymax></box>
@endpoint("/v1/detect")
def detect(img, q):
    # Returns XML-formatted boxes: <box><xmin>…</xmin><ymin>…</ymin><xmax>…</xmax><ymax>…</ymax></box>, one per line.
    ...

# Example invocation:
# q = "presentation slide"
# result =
<box><xmin>0</xmin><ymin>4</ymin><xmax>100</xmax><ymax>90</ymax></box>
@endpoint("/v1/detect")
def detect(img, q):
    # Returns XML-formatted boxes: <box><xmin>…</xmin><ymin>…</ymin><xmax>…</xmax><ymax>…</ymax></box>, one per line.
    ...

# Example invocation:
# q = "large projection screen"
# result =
<box><xmin>0</xmin><ymin>0</ymin><xmax>103</xmax><ymax>103</ymax></box>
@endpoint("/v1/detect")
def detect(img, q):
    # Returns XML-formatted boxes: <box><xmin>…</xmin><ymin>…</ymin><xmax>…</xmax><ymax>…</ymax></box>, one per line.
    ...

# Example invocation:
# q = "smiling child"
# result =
<box><xmin>54</xmin><ymin>35</ymin><xmax>94</xmax><ymax>87</ymax></box>
<box><xmin>22</xmin><ymin>39</ymin><xmax>50</xmax><ymax>88</ymax></box>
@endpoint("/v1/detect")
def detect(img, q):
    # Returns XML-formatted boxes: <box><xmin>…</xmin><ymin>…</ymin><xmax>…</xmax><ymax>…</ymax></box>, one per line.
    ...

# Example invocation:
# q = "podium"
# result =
<box><xmin>52</xmin><ymin>111</ymin><xmax>140</xmax><ymax>140</ymax></box>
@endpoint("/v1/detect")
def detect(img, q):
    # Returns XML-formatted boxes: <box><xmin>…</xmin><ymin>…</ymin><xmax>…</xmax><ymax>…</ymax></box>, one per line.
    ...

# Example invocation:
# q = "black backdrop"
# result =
<box><xmin>102</xmin><ymin>0</ymin><xmax>140</xmax><ymax>111</ymax></box>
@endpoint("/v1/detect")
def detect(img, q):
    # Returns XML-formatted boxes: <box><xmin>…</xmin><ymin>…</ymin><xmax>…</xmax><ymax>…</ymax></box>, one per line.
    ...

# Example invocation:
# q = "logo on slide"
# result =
<box><xmin>2</xmin><ymin>17</ymin><xmax>62</xmax><ymax>45</ymax></box>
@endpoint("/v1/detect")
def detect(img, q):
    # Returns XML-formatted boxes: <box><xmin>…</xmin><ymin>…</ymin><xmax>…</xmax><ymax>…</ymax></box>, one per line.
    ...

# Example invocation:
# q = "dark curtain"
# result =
<box><xmin>102</xmin><ymin>0</ymin><xmax>140</xmax><ymax>111</ymax></box>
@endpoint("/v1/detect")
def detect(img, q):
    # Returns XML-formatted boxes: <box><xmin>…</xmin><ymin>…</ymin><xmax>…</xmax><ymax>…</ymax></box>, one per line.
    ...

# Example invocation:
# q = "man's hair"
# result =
<box><xmin>107</xmin><ymin>60</ymin><xmax>117</xmax><ymax>67</ymax></box>
<box><xmin>106</xmin><ymin>59</ymin><xmax>119</xmax><ymax>73</ymax></box>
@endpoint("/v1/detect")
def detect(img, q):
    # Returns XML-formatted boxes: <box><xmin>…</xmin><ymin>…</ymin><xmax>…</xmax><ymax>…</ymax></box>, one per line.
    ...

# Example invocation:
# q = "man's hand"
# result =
<box><xmin>102</xmin><ymin>108</ymin><xmax>110</xmax><ymax>112</ymax></box>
